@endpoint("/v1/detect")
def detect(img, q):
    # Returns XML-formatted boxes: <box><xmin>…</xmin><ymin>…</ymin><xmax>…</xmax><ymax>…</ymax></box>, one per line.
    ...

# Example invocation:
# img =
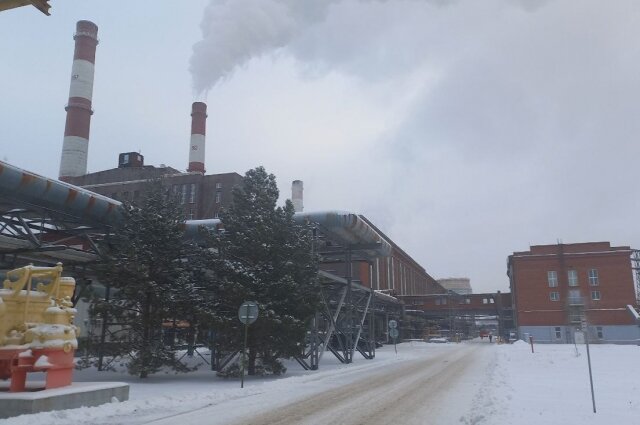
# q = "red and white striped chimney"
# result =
<box><xmin>59</xmin><ymin>20</ymin><xmax>99</xmax><ymax>181</ymax></box>
<box><xmin>187</xmin><ymin>102</ymin><xmax>207</xmax><ymax>174</ymax></box>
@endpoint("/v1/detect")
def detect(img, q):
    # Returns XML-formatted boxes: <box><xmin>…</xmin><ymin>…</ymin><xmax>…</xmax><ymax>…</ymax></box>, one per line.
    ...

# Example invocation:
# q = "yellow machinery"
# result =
<box><xmin>0</xmin><ymin>263</ymin><xmax>78</xmax><ymax>391</ymax></box>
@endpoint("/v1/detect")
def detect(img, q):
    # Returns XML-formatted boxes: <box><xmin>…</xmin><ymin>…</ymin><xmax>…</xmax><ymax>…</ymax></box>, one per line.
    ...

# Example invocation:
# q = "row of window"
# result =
<box><xmin>549</xmin><ymin>290</ymin><xmax>600</xmax><ymax>301</ymax></box>
<box><xmin>436</xmin><ymin>297</ymin><xmax>495</xmax><ymax>305</ymax></box>
<box><xmin>111</xmin><ymin>190</ymin><xmax>140</xmax><ymax>201</ymax></box>
<box><xmin>554</xmin><ymin>326</ymin><xmax>603</xmax><ymax>339</ymax></box>
<box><xmin>547</xmin><ymin>269</ymin><xmax>599</xmax><ymax>287</ymax></box>
<box><xmin>172</xmin><ymin>183</ymin><xmax>223</xmax><ymax>205</ymax></box>
<box><xmin>174</xmin><ymin>184</ymin><xmax>197</xmax><ymax>204</ymax></box>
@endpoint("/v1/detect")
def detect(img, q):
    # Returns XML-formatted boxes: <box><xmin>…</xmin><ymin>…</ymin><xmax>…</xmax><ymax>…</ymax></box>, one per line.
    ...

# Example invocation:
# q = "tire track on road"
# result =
<box><xmin>233</xmin><ymin>344</ymin><xmax>485</xmax><ymax>425</ymax></box>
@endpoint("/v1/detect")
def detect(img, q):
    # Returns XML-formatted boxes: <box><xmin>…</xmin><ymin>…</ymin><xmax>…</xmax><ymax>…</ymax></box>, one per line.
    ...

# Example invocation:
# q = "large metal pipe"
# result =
<box><xmin>59</xmin><ymin>20</ymin><xmax>99</xmax><ymax>181</ymax></box>
<box><xmin>0</xmin><ymin>160</ymin><xmax>121</xmax><ymax>226</ymax></box>
<box><xmin>293</xmin><ymin>211</ymin><xmax>392</xmax><ymax>256</ymax></box>
<box><xmin>2</xmin><ymin>161</ymin><xmax>391</xmax><ymax>256</ymax></box>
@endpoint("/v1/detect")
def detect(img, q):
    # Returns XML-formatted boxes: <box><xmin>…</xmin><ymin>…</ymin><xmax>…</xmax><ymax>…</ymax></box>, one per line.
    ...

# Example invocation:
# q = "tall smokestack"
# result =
<box><xmin>292</xmin><ymin>180</ymin><xmax>303</xmax><ymax>212</ymax></box>
<box><xmin>59</xmin><ymin>20</ymin><xmax>98</xmax><ymax>181</ymax></box>
<box><xmin>187</xmin><ymin>102</ymin><xmax>207</xmax><ymax>174</ymax></box>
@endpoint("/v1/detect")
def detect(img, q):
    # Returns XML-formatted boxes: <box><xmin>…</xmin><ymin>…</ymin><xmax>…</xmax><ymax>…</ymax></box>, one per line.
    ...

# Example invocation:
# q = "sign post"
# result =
<box><xmin>238</xmin><ymin>301</ymin><xmax>259</xmax><ymax>388</ymax></box>
<box><xmin>582</xmin><ymin>321</ymin><xmax>597</xmax><ymax>413</ymax></box>
<box><xmin>388</xmin><ymin>320</ymin><xmax>399</xmax><ymax>354</ymax></box>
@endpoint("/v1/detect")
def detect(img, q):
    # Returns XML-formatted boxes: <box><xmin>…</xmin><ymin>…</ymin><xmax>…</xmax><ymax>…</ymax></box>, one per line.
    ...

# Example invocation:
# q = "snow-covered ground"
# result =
<box><xmin>2</xmin><ymin>340</ymin><xmax>639</xmax><ymax>424</ymax></box>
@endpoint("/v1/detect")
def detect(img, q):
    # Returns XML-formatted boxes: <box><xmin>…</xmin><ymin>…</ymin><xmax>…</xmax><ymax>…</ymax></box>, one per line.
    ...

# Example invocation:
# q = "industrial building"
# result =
<box><xmin>51</xmin><ymin>20</ymin><xmax>446</xmax><ymax>307</ymax></box>
<box><xmin>508</xmin><ymin>242</ymin><xmax>640</xmax><ymax>344</ymax></box>
<box><xmin>0</xmin><ymin>19</ymin><xmax>457</xmax><ymax>366</ymax></box>
<box><xmin>437</xmin><ymin>277</ymin><xmax>472</xmax><ymax>295</ymax></box>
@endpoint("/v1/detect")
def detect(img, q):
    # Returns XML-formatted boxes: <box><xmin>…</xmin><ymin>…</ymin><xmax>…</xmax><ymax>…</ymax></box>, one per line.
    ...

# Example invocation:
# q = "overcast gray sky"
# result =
<box><xmin>2</xmin><ymin>0</ymin><xmax>639</xmax><ymax>293</ymax></box>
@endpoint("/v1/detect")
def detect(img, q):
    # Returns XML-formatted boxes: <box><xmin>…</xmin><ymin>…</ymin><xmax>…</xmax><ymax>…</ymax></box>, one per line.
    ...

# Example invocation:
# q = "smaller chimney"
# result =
<box><xmin>292</xmin><ymin>180</ymin><xmax>303</xmax><ymax>212</ymax></box>
<box><xmin>187</xmin><ymin>102</ymin><xmax>207</xmax><ymax>174</ymax></box>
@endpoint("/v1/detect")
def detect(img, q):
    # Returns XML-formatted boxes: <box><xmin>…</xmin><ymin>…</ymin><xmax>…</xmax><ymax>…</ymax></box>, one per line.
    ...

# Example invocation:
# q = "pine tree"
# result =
<box><xmin>210</xmin><ymin>167</ymin><xmax>319</xmax><ymax>375</ymax></box>
<box><xmin>95</xmin><ymin>181</ymin><xmax>201</xmax><ymax>378</ymax></box>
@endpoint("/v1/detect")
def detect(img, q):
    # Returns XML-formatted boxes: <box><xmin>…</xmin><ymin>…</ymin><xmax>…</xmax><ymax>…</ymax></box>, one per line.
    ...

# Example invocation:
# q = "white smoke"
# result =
<box><xmin>190</xmin><ymin>0</ymin><xmax>339</xmax><ymax>95</ymax></box>
<box><xmin>190</xmin><ymin>0</ymin><xmax>540</xmax><ymax>95</ymax></box>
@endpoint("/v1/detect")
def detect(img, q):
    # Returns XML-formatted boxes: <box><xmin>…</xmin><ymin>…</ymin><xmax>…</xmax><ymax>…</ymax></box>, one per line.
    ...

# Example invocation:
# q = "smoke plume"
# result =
<box><xmin>190</xmin><ymin>0</ymin><xmax>338</xmax><ymax>95</ymax></box>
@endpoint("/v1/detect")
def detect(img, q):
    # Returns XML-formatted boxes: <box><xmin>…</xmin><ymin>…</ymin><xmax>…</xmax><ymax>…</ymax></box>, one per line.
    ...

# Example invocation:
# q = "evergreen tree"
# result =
<box><xmin>95</xmin><ymin>181</ymin><xmax>202</xmax><ymax>378</ymax></box>
<box><xmin>210</xmin><ymin>167</ymin><xmax>319</xmax><ymax>375</ymax></box>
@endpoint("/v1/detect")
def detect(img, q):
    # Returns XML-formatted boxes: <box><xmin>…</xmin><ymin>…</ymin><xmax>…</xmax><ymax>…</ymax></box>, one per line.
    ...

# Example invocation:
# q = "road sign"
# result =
<box><xmin>238</xmin><ymin>301</ymin><xmax>259</xmax><ymax>389</ymax></box>
<box><xmin>238</xmin><ymin>301</ymin><xmax>259</xmax><ymax>325</ymax></box>
<box><xmin>389</xmin><ymin>328</ymin><xmax>399</xmax><ymax>339</ymax></box>
<box><xmin>388</xmin><ymin>320</ymin><xmax>398</xmax><ymax>329</ymax></box>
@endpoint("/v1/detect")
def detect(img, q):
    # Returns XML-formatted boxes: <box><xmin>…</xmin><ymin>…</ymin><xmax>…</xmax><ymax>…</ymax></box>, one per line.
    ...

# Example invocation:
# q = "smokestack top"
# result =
<box><xmin>192</xmin><ymin>102</ymin><xmax>207</xmax><ymax>114</ymax></box>
<box><xmin>76</xmin><ymin>20</ymin><xmax>98</xmax><ymax>33</ymax></box>
<box><xmin>75</xmin><ymin>20</ymin><xmax>99</xmax><ymax>43</ymax></box>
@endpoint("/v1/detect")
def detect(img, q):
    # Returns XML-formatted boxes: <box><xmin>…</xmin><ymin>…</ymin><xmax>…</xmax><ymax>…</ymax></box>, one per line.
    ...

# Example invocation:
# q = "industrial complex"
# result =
<box><xmin>1</xmin><ymin>20</ymin><xmax>639</xmax><ymax>390</ymax></box>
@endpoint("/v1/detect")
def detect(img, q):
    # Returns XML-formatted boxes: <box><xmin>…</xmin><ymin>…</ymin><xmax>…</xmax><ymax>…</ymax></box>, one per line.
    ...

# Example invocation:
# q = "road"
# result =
<box><xmin>150</xmin><ymin>342</ymin><xmax>494</xmax><ymax>425</ymax></box>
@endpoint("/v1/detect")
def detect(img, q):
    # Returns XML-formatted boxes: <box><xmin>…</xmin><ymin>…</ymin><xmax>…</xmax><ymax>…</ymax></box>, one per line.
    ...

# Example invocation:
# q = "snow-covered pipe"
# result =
<box><xmin>2</xmin><ymin>161</ymin><xmax>391</xmax><ymax>257</ymax></box>
<box><xmin>0</xmin><ymin>159</ymin><xmax>121</xmax><ymax>226</ymax></box>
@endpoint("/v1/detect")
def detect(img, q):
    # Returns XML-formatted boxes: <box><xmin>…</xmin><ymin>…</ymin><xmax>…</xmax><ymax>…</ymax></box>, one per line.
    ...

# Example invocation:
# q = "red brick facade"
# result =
<box><xmin>508</xmin><ymin>242</ymin><xmax>638</xmax><ymax>328</ymax></box>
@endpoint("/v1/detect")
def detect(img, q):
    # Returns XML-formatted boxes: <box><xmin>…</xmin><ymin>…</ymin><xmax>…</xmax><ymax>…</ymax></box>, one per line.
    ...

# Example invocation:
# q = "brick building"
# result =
<box><xmin>508</xmin><ymin>242</ymin><xmax>640</xmax><ymax>344</ymax></box>
<box><xmin>357</xmin><ymin>216</ymin><xmax>445</xmax><ymax>297</ymax></box>
<box><xmin>65</xmin><ymin>152</ymin><xmax>242</xmax><ymax>220</ymax></box>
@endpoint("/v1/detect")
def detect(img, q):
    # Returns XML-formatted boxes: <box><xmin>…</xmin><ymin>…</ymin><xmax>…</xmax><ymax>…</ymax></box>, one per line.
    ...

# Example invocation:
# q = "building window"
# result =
<box><xmin>596</xmin><ymin>326</ymin><xmax>603</xmax><ymax>339</ymax></box>
<box><xmin>568</xmin><ymin>289</ymin><xmax>581</xmax><ymax>304</ymax></box>
<box><xmin>550</xmin><ymin>291</ymin><xmax>560</xmax><ymax>301</ymax></box>
<box><xmin>214</xmin><ymin>212</ymin><xmax>219</xmax><ymax>219</ymax></box>
<box><xmin>591</xmin><ymin>290</ymin><xmax>601</xmax><ymax>301</ymax></box>
<box><xmin>188</xmin><ymin>208</ymin><xmax>195</xmax><ymax>220</ymax></box>
<box><xmin>489</xmin><ymin>298</ymin><xmax>495</xmax><ymax>304</ymax></box>
<box><xmin>547</xmin><ymin>271</ymin><xmax>558</xmax><ymax>287</ymax></box>
<box><xmin>181</xmin><ymin>185</ymin><xmax>187</xmax><ymax>204</ymax></box>
<box><xmin>568</xmin><ymin>269</ymin><xmax>578</xmax><ymax>286</ymax></box>
<box><xmin>554</xmin><ymin>327</ymin><xmax>562</xmax><ymax>339</ymax></box>
<box><xmin>465</xmin><ymin>298</ymin><xmax>471</xmax><ymax>304</ymax></box>
<box><xmin>189</xmin><ymin>183</ymin><xmax>196</xmax><ymax>203</ymax></box>
<box><xmin>216</xmin><ymin>182</ymin><xmax>222</xmax><ymax>189</ymax></box>
<box><xmin>588</xmin><ymin>269</ymin><xmax>598</xmax><ymax>286</ymax></box>
<box><xmin>215</xmin><ymin>192</ymin><xmax>221</xmax><ymax>203</ymax></box>
<box><xmin>435</xmin><ymin>298</ymin><xmax>441</xmax><ymax>305</ymax></box>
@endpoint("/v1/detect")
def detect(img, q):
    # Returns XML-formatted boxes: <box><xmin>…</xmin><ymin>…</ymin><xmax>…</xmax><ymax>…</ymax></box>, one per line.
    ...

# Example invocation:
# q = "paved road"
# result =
<box><xmin>146</xmin><ymin>342</ymin><xmax>493</xmax><ymax>425</ymax></box>
<box><xmin>229</xmin><ymin>343</ymin><xmax>489</xmax><ymax>425</ymax></box>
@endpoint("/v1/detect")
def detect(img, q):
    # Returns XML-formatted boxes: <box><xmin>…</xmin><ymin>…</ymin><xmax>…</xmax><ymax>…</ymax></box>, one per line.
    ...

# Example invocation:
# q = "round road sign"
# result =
<box><xmin>388</xmin><ymin>320</ymin><xmax>398</xmax><ymax>329</ymax></box>
<box><xmin>389</xmin><ymin>328</ymin><xmax>399</xmax><ymax>339</ymax></box>
<box><xmin>238</xmin><ymin>301</ymin><xmax>259</xmax><ymax>325</ymax></box>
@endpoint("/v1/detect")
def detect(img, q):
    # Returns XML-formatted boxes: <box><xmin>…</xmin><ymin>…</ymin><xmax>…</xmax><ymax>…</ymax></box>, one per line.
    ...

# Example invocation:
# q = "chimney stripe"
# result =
<box><xmin>68</xmin><ymin>60</ymin><xmax>95</xmax><ymax>100</ymax></box>
<box><xmin>60</xmin><ymin>136</ymin><xmax>90</xmax><ymax>176</ymax></box>
<box><xmin>63</xmin><ymin>105</ymin><xmax>92</xmax><ymax>138</ymax></box>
